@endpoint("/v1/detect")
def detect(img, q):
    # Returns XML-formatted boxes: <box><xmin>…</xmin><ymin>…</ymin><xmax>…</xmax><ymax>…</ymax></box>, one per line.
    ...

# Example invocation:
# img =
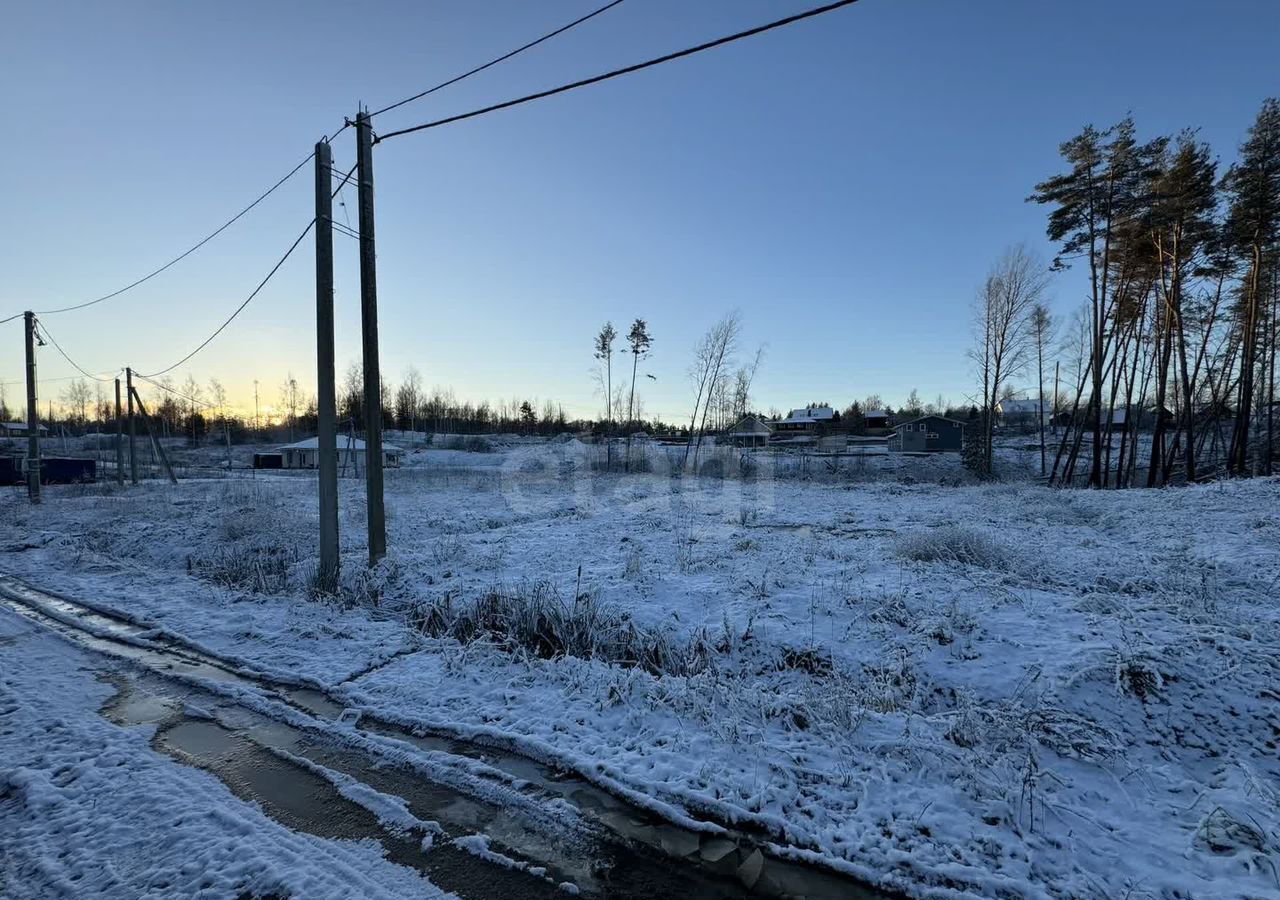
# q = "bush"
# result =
<box><xmin>894</xmin><ymin>525</ymin><xmax>1005</xmax><ymax>568</ymax></box>
<box><xmin>407</xmin><ymin>581</ymin><xmax>711</xmax><ymax>676</ymax></box>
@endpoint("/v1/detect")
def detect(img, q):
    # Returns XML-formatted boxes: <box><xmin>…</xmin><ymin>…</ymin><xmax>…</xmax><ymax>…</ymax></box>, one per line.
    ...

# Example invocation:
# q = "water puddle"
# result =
<box><xmin>8</xmin><ymin>575</ymin><xmax>895</xmax><ymax>900</ymax></box>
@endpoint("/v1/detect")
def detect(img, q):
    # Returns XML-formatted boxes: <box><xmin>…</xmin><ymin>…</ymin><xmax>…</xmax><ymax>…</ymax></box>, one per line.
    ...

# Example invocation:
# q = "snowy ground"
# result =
<box><xmin>2</xmin><ymin>438</ymin><xmax>1279</xmax><ymax>898</ymax></box>
<box><xmin>0</xmin><ymin>608</ymin><xmax>449</xmax><ymax>900</ymax></box>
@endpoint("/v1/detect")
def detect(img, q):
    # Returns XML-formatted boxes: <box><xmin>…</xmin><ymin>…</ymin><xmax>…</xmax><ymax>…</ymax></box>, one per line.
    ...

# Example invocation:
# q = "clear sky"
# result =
<box><xmin>2</xmin><ymin>0</ymin><xmax>1276</xmax><ymax>423</ymax></box>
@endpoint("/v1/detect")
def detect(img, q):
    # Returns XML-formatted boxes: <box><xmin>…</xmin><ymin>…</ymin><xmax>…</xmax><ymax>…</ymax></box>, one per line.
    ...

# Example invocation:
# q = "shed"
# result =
<box><xmin>278</xmin><ymin>436</ymin><xmax>404</xmax><ymax>471</ymax></box>
<box><xmin>863</xmin><ymin>409</ymin><xmax>891</xmax><ymax>435</ymax></box>
<box><xmin>1</xmin><ymin>422</ymin><xmax>49</xmax><ymax>438</ymax></box>
<box><xmin>725</xmin><ymin>415</ymin><xmax>773</xmax><ymax>448</ymax></box>
<box><xmin>997</xmin><ymin>398</ymin><xmax>1048</xmax><ymax>429</ymax></box>
<box><xmin>890</xmin><ymin>415</ymin><xmax>965</xmax><ymax>453</ymax></box>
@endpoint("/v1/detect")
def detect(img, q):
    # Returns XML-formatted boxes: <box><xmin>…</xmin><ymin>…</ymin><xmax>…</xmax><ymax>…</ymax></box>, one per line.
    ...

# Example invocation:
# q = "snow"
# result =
<box><xmin>0</xmin><ymin>608</ymin><xmax>449</xmax><ymax>900</ymax></box>
<box><xmin>2</xmin><ymin>442</ymin><xmax>1279</xmax><ymax>898</ymax></box>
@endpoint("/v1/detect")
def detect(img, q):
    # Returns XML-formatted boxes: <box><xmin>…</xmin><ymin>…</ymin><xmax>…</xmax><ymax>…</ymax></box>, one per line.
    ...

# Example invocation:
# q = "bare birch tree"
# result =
<box><xmin>971</xmin><ymin>246</ymin><xmax>1050</xmax><ymax>476</ymax></box>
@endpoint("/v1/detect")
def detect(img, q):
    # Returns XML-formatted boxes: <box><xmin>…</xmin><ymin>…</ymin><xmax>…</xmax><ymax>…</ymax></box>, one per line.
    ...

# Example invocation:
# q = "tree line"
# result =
<box><xmin>973</xmin><ymin>98</ymin><xmax>1279</xmax><ymax>486</ymax></box>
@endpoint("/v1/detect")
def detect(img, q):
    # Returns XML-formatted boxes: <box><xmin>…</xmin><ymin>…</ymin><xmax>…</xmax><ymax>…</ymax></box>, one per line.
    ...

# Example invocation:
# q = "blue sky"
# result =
<box><xmin>1</xmin><ymin>0</ymin><xmax>1276</xmax><ymax>422</ymax></box>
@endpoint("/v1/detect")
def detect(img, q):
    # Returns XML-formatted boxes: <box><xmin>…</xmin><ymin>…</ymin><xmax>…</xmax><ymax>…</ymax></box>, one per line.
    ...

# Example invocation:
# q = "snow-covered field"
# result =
<box><xmin>2</xmin><ymin>438</ymin><xmax>1279</xmax><ymax>898</ymax></box>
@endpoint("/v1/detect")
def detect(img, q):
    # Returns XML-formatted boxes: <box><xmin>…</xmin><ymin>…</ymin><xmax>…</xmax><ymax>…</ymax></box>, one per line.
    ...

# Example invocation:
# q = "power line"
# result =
<box><xmin>1</xmin><ymin>1</ymin><xmax>629</xmax><ymax>327</ymax></box>
<box><xmin>123</xmin><ymin>161</ymin><xmax>355</xmax><ymax>381</ymax></box>
<box><xmin>376</xmin><ymin>0</ymin><xmax>861</xmax><ymax>143</ymax></box>
<box><xmin>331</xmin><ymin>163</ymin><xmax>358</xmax><ymax>199</ymax></box>
<box><xmin>0</xmin><ymin>373</ymin><xmax>117</xmax><ymax>388</ymax></box>
<box><xmin>332</xmin><ymin>221</ymin><xmax>361</xmax><ymax>241</ymax></box>
<box><xmin>137</xmin><ymin>218</ymin><xmax>316</xmax><ymax>379</ymax></box>
<box><xmin>6</xmin><ymin>152</ymin><xmax>316</xmax><ymax>322</ymax></box>
<box><xmin>133</xmin><ymin>372</ymin><xmax>216</xmax><ymax>410</ymax></box>
<box><xmin>33</xmin><ymin>317</ymin><xmax>117</xmax><ymax>383</ymax></box>
<box><xmin>369</xmin><ymin>0</ymin><xmax>628</xmax><ymax>119</ymax></box>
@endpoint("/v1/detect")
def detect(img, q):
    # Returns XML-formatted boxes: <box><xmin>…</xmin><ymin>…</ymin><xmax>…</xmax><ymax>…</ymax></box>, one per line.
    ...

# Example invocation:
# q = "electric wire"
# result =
<box><xmin>376</xmin><ymin>0</ymin><xmax>861</xmax><ymax>143</ymax></box>
<box><xmin>2</xmin><ymin>2</ymin><xmax>628</xmax><ymax>326</ymax></box>
<box><xmin>369</xmin><ymin>0</ymin><xmax>627</xmax><ymax>118</ymax></box>
<box><xmin>132</xmin><ymin>372</ymin><xmax>217</xmax><ymax>409</ymax></box>
<box><xmin>136</xmin><ymin>218</ymin><xmax>316</xmax><ymax>379</ymax></box>
<box><xmin>32</xmin><ymin>318</ymin><xmax>118</xmax><ymax>383</ymax></box>
<box><xmin>17</xmin><ymin>152</ymin><xmax>316</xmax><ymax>319</ymax></box>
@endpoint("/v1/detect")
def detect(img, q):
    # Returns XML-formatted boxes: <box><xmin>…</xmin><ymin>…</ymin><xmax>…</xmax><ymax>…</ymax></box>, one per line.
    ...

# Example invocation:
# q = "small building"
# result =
<box><xmin>278</xmin><ymin>436</ymin><xmax>404</xmax><ymax>470</ymax></box>
<box><xmin>1109</xmin><ymin>405</ymin><xmax>1174</xmax><ymax>429</ymax></box>
<box><xmin>1</xmin><ymin>422</ymin><xmax>49</xmax><ymax>439</ymax></box>
<box><xmin>773</xmin><ymin>406</ymin><xmax>836</xmax><ymax>438</ymax></box>
<box><xmin>997</xmin><ymin>398</ymin><xmax>1048</xmax><ymax>430</ymax></box>
<box><xmin>863</xmin><ymin>409</ymin><xmax>891</xmax><ymax>435</ymax></box>
<box><xmin>253</xmin><ymin>452</ymin><xmax>283</xmax><ymax>470</ymax></box>
<box><xmin>890</xmin><ymin>415</ymin><xmax>965</xmax><ymax>453</ymax></box>
<box><xmin>725</xmin><ymin>415</ymin><xmax>773</xmax><ymax>448</ymax></box>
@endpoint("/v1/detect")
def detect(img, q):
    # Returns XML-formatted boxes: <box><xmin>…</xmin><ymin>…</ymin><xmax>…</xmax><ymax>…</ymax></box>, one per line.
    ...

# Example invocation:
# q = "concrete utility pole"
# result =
<box><xmin>130</xmin><ymin>386</ymin><xmax>177</xmax><ymax>485</ymax></box>
<box><xmin>355</xmin><ymin>108</ymin><xmax>386</xmax><ymax>565</ymax></box>
<box><xmin>114</xmin><ymin>378</ymin><xmax>124</xmax><ymax>485</ymax></box>
<box><xmin>23</xmin><ymin>312</ymin><xmax>40</xmax><ymax>503</ymax></box>
<box><xmin>253</xmin><ymin>380</ymin><xmax>260</xmax><ymax>432</ymax></box>
<box><xmin>314</xmin><ymin>139</ymin><xmax>340</xmax><ymax>589</ymax></box>
<box><xmin>126</xmin><ymin>368</ymin><xmax>138</xmax><ymax>484</ymax></box>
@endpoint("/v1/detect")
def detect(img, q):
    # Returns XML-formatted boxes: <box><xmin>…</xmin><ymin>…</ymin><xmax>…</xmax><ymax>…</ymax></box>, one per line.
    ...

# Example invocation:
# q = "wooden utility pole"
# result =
<box><xmin>23</xmin><ymin>312</ymin><xmax>40</xmax><ymax>503</ymax></box>
<box><xmin>126</xmin><ymin>368</ymin><xmax>138</xmax><ymax>484</ymax></box>
<box><xmin>355</xmin><ymin>108</ymin><xmax>386</xmax><ymax>565</ymax></box>
<box><xmin>114</xmin><ymin>378</ymin><xmax>124</xmax><ymax>485</ymax></box>
<box><xmin>314</xmin><ymin>139</ymin><xmax>340</xmax><ymax>589</ymax></box>
<box><xmin>130</xmin><ymin>386</ymin><xmax>177</xmax><ymax>484</ymax></box>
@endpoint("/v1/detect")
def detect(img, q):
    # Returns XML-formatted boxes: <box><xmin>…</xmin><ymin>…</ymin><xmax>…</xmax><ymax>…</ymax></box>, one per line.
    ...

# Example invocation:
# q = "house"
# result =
<box><xmin>997</xmin><ymin>398</ymin><xmax>1048</xmax><ymax>430</ymax></box>
<box><xmin>890</xmin><ymin>415</ymin><xmax>965</xmax><ymax>453</ymax></box>
<box><xmin>1</xmin><ymin>422</ymin><xmax>49</xmax><ymax>438</ymax></box>
<box><xmin>278</xmin><ymin>436</ymin><xmax>404</xmax><ymax>470</ymax></box>
<box><xmin>863</xmin><ymin>409</ymin><xmax>891</xmax><ymax>435</ymax></box>
<box><xmin>773</xmin><ymin>406</ymin><xmax>836</xmax><ymax>438</ymax></box>
<box><xmin>1109</xmin><ymin>405</ymin><xmax>1174</xmax><ymax>429</ymax></box>
<box><xmin>725</xmin><ymin>415</ymin><xmax>772</xmax><ymax>448</ymax></box>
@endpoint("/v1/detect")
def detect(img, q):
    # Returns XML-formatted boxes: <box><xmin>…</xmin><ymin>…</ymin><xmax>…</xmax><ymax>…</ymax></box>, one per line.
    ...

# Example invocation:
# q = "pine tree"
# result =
<box><xmin>1030</xmin><ymin>117</ymin><xmax>1159</xmax><ymax>486</ymax></box>
<box><xmin>623</xmin><ymin>319</ymin><xmax>652</xmax><ymax>470</ymax></box>
<box><xmin>1221</xmin><ymin>98</ymin><xmax>1280</xmax><ymax>475</ymax></box>
<box><xmin>1148</xmin><ymin>131</ymin><xmax>1218</xmax><ymax>483</ymax></box>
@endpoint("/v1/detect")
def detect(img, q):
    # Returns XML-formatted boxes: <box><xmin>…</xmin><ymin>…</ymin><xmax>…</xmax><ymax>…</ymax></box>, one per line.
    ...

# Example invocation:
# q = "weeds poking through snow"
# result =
<box><xmin>893</xmin><ymin>525</ymin><xmax>1006</xmax><ymax>568</ymax></box>
<box><xmin>187</xmin><ymin>543</ymin><xmax>298</xmax><ymax>595</ymax></box>
<box><xmin>407</xmin><ymin>581</ymin><xmax>712</xmax><ymax>677</ymax></box>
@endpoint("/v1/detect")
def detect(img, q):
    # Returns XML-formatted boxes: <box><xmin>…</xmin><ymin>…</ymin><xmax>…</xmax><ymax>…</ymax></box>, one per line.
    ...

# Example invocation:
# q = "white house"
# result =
<box><xmin>278</xmin><ymin>436</ymin><xmax>403</xmax><ymax>471</ymax></box>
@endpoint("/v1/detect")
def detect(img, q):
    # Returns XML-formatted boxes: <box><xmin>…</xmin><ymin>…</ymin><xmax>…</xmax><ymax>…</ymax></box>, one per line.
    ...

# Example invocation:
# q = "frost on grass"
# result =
<box><xmin>4</xmin><ymin>448</ymin><xmax>1280</xmax><ymax>899</ymax></box>
<box><xmin>892</xmin><ymin>524</ymin><xmax>1007</xmax><ymax>568</ymax></box>
<box><xmin>407</xmin><ymin>581</ymin><xmax>714</xmax><ymax>677</ymax></box>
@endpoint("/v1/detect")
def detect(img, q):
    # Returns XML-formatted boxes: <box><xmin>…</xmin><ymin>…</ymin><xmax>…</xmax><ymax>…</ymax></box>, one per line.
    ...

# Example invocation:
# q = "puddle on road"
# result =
<box><xmin>9</xmin><ymin>576</ymin><xmax>894</xmax><ymax>900</ymax></box>
<box><xmin>105</xmin><ymin>674</ymin><xmax>851</xmax><ymax>900</ymax></box>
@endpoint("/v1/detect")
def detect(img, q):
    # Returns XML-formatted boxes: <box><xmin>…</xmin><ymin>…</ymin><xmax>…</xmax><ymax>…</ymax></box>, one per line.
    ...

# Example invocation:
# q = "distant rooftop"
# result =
<box><xmin>783</xmin><ymin>406</ymin><xmax>834</xmax><ymax>422</ymax></box>
<box><xmin>279</xmin><ymin>436</ymin><xmax>401</xmax><ymax>453</ymax></box>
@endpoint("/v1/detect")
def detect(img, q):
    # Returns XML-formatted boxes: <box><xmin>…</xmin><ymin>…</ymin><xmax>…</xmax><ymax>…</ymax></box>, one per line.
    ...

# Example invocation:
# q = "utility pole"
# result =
<box><xmin>23</xmin><ymin>312</ymin><xmax>40</xmax><ymax>503</ymax></box>
<box><xmin>114</xmin><ymin>378</ymin><xmax>124</xmax><ymax>485</ymax></box>
<box><xmin>314</xmin><ymin>139</ymin><xmax>340</xmax><ymax>590</ymax></box>
<box><xmin>355</xmin><ymin>107</ymin><xmax>386</xmax><ymax>565</ymax></box>
<box><xmin>253</xmin><ymin>379</ymin><xmax>260</xmax><ymax>433</ymax></box>
<box><xmin>126</xmin><ymin>367</ymin><xmax>138</xmax><ymax>484</ymax></box>
<box><xmin>130</xmin><ymin>386</ymin><xmax>177</xmax><ymax>484</ymax></box>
